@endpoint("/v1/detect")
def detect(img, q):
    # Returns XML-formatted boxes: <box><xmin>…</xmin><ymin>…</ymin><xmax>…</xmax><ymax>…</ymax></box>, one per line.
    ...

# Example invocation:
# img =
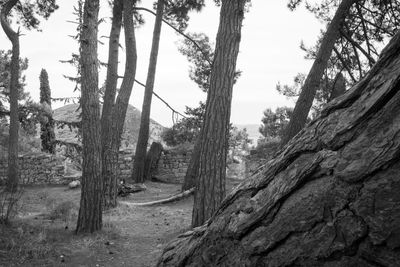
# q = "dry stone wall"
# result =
<box><xmin>0</xmin><ymin>153</ymin><xmax>66</xmax><ymax>185</ymax></box>
<box><xmin>0</xmin><ymin>147</ymin><xmax>192</xmax><ymax>185</ymax></box>
<box><xmin>116</xmin><ymin>148</ymin><xmax>192</xmax><ymax>183</ymax></box>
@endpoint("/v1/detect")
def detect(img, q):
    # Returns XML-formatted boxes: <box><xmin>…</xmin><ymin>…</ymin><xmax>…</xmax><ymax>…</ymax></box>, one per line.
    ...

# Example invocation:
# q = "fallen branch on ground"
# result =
<box><xmin>120</xmin><ymin>188</ymin><xmax>194</xmax><ymax>207</ymax></box>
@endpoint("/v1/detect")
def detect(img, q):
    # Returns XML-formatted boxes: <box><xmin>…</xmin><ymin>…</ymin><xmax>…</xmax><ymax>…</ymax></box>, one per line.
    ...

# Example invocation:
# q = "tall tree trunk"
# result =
<box><xmin>191</xmin><ymin>0</ymin><xmax>245</xmax><ymax>228</ymax></box>
<box><xmin>39</xmin><ymin>69</ymin><xmax>55</xmax><ymax>154</ymax></box>
<box><xmin>105</xmin><ymin>0</ymin><xmax>137</xmax><ymax>205</ymax></box>
<box><xmin>157</xmin><ymin>30</ymin><xmax>400</xmax><ymax>267</ymax></box>
<box><xmin>181</xmin><ymin>140</ymin><xmax>200</xmax><ymax>191</ymax></box>
<box><xmin>1</xmin><ymin>0</ymin><xmax>20</xmax><ymax>192</ymax></box>
<box><xmin>132</xmin><ymin>0</ymin><xmax>164</xmax><ymax>183</ymax></box>
<box><xmin>76</xmin><ymin>0</ymin><xmax>102</xmax><ymax>233</ymax></box>
<box><xmin>101</xmin><ymin>0</ymin><xmax>123</xmax><ymax>208</ymax></box>
<box><xmin>281</xmin><ymin>0</ymin><xmax>357</xmax><ymax>145</ymax></box>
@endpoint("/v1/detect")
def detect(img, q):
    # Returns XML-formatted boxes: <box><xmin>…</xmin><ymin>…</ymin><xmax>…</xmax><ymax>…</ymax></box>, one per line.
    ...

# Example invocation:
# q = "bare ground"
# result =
<box><xmin>0</xmin><ymin>178</ymin><xmax>242</xmax><ymax>267</ymax></box>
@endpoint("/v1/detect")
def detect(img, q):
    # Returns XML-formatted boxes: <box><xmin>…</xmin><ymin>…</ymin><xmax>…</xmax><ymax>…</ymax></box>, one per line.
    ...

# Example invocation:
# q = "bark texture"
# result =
<box><xmin>1</xmin><ymin>0</ymin><xmax>20</xmax><ymax>192</ymax></box>
<box><xmin>282</xmin><ymin>0</ymin><xmax>357</xmax><ymax>145</ymax></box>
<box><xmin>132</xmin><ymin>0</ymin><xmax>164</xmax><ymax>183</ymax></box>
<box><xmin>39</xmin><ymin>69</ymin><xmax>56</xmax><ymax>154</ymax></box>
<box><xmin>101</xmin><ymin>0</ymin><xmax>123</xmax><ymax>208</ymax></box>
<box><xmin>106</xmin><ymin>0</ymin><xmax>137</xmax><ymax>205</ymax></box>
<box><xmin>191</xmin><ymin>0</ymin><xmax>245</xmax><ymax>227</ymax></box>
<box><xmin>157</xmin><ymin>31</ymin><xmax>400</xmax><ymax>267</ymax></box>
<box><xmin>76</xmin><ymin>0</ymin><xmax>103</xmax><ymax>233</ymax></box>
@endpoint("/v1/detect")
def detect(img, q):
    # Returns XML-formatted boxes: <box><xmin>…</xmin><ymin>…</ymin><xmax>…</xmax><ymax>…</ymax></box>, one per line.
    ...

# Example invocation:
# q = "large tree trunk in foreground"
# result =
<box><xmin>157</xmin><ymin>31</ymin><xmax>400</xmax><ymax>267</ymax></box>
<box><xmin>191</xmin><ymin>0</ymin><xmax>245</xmax><ymax>228</ymax></box>
<box><xmin>105</xmin><ymin>0</ymin><xmax>137</xmax><ymax>205</ymax></box>
<box><xmin>132</xmin><ymin>0</ymin><xmax>164</xmax><ymax>183</ymax></box>
<box><xmin>1</xmin><ymin>0</ymin><xmax>20</xmax><ymax>192</ymax></box>
<box><xmin>101</xmin><ymin>0</ymin><xmax>123</xmax><ymax>209</ymax></box>
<box><xmin>76</xmin><ymin>0</ymin><xmax>102</xmax><ymax>233</ymax></box>
<box><xmin>281</xmin><ymin>0</ymin><xmax>357</xmax><ymax>145</ymax></box>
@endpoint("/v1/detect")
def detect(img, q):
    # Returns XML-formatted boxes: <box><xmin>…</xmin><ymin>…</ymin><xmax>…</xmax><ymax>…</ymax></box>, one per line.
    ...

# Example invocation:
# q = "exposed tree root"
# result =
<box><xmin>120</xmin><ymin>188</ymin><xmax>194</xmax><ymax>207</ymax></box>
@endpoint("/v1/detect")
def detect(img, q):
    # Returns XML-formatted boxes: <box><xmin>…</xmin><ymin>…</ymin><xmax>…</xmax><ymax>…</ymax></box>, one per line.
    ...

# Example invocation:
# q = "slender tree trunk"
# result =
<box><xmin>106</xmin><ymin>0</ymin><xmax>137</xmax><ymax>204</ymax></box>
<box><xmin>1</xmin><ymin>0</ymin><xmax>20</xmax><ymax>192</ymax></box>
<box><xmin>132</xmin><ymin>0</ymin><xmax>164</xmax><ymax>183</ymax></box>
<box><xmin>157</xmin><ymin>29</ymin><xmax>400</xmax><ymax>267</ymax></box>
<box><xmin>191</xmin><ymin>0</ymin><xmax>246</xmax><ymax>228</ymax></box>
<box><xmin>182</xmin><ymin>140</ymin><xmax>200</xmax><ymax>191</ymax></box>
<box><xmin>281</xmin><ymin>0</ymin><xmax>358</xmax><ymax>145</ymax></box>
<box><xmin>76</xmin><ymin>0</ymin><xmax>103</xmax><ymax>233</ymax></box>
<box><xmin>39</xmin><ymin>69</ymin><xmax>55</xmax><ymax>154</ymax></box>
<box><xmin>101</xmin><ymin>0</ymin><xmax>123</xmax><ymax>208</ymax></box>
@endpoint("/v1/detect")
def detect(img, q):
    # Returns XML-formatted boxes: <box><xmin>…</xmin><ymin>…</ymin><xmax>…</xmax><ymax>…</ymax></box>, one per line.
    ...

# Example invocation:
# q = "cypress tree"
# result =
<box><xmin>39</xmin><ymin>69</ymin><xmax>55</xmax><ymax>154</ymax></box>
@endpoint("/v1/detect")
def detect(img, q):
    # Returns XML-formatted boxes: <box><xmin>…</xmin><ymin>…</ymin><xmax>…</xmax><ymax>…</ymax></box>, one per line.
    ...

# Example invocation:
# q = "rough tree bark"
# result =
<box><xmin>282</xmin><ymin>0</ymin><xmax>358</xmax><ymax>145</ymax></box>
<box><xmin>132</xmin><ymin>0</ymin><xmax>164</xmax><ymax>183</ymax></box>
<box><xmin>157</xmin><ymin>30</ymin><xmax>400</xmax><ymax>267</ymax></box>
<box><xmin>39</xmin><ymin>69</ymin><xmax>56</xmax><ymax>154</ymax></box>
<box><xmin>101</xmin><ymin>0</ymin><xmax>123</xmax><ymax>208</ymax></box>
<box><xmin>105</xmin><ymin>0</ymin><xmax>137</xmax><ymax>206</ymax></box>
<box><xmin>76</xmin><ymin>0</ymin><xmax>103</xmax><ymax>233</ymax></box>
<box><xmin>191</xmin><ymin>0</ymin><xmax>245</xmax><ymax>228</ymax></box>
<box><xmin>1</xmin><ymin>0</ymin><xmax>20</xmax><ymax>192</ymax></box>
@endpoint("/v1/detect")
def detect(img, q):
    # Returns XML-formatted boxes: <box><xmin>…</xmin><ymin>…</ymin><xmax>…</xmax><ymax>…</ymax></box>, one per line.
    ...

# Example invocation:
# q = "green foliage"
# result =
<box><xmin>178</xmin><ymin>33</ymin><xmax>214</xmax><ymax>92</ymax></box>
<box><xmin>39</xmin><ymin>69</ymin><xmax>55</xmax><ymax>154</ymax></box>
<box><xmin>13</xmin><ymin>0</ymin><xmax>58</xmax><ymax>30</ymax></box>
<box><xmin>0</xmin><ymin>49</ymin><xmax>29</xmax><ymax>116</ymax></box>
<box><xmin>178</xmin><ymin>32</ymin><xmax>241</xmax><ymax>92</ymax></box>
<box><xmin>162</xmin><ymin>102</ymin><xmax>205</xmax><ymax>146</ymax></box>
<box><xmin>164</xmin><ymin>0</ymin><xmax>205</xmax><ymax>31</ymax></box>
<box><xmin>39</xmin><ymin>69</ymin><xmax>51</xmax><ymax>104</ymax></box>
<box><xmin>259</xmin><ymin>107</ymin><xmax>293</xmax><ymax>140</ymax></box>
<box><xmin>229</xmin><ymin>126</ymin><xmax>252</xmax><ymax>160</ymax></box>
<box><xmin>281</xmin><ymin>0</ymin><xmax>400</xmax><ymax>114</ymax></box>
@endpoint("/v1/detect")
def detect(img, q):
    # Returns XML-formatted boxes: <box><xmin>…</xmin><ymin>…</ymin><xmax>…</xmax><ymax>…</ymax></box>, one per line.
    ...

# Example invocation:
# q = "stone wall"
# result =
<box><xmin>0</xmin><ymin>153</ymin><xmax>66</xmax><ymax>185</ymax></box>
<box><xmin>155</xmin><ymin>149</ymin><xmax>192</xmax><ymax>183</ymax></box>
<box><xmin>0</xmin><ymin>147</ymin><xmax>192</xmax><ymax>186</ymax></box>
<box><xmin>116</xmin><ymin>148</ymin><xmax>192</xmax><ymax>183</ymax></box>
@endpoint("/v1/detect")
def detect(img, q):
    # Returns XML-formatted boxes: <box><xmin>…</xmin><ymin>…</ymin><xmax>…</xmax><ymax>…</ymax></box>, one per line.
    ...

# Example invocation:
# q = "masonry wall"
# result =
<box><xmin>116</xmin><ymin>148</ymin><xmax>192</xmax><ymax>183</ymax></box>
<box><xmin>0</xmin><ymin>148</ymin><xmax>192</xmax><ymax>185</ymax></box>
<box><xmin>0</xmin><ymin>153</ymin><xmax>66</xmax><ymax>185</ymax></box>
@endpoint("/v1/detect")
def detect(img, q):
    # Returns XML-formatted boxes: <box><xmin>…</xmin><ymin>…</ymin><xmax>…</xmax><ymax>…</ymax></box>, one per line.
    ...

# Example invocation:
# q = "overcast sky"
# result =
<box><xmin>0</xmin><ymin>1</ymin><xmax>323</xmax><ymax>127</ymax></box>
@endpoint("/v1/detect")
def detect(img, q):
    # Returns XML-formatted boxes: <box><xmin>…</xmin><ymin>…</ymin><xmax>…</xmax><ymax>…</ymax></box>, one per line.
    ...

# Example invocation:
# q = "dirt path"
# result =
<box><xmin>0</xmin><ymin>179</ymin><xmax>242</xmax><ymax>266</ymax></box>
<box><xmin>1</xmin><ymin>183</ymin><xmax>192</xmax><ymax>267</ymax></box>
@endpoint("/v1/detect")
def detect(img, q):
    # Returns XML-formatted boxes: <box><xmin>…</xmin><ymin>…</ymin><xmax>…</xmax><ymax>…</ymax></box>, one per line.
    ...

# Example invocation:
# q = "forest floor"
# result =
<box><xmin>0</xmin><ymin>178</ymin><xmax>242</xmax><ymax>267</ymax></box>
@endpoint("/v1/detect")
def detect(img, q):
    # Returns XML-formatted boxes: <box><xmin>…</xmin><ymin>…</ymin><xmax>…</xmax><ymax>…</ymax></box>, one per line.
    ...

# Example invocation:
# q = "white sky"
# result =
<box><xmin>0</xmin><ymin>0</ymin><xmax>323</xmax><ymax>127</ymax></box>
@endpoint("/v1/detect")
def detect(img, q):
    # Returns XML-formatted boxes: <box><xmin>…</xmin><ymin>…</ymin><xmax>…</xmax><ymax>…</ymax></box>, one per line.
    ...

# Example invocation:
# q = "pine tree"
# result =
<box><xmin>39</xmin><ymin>69</ymin><xmax>55</xmax><ymax>154</ymax></box>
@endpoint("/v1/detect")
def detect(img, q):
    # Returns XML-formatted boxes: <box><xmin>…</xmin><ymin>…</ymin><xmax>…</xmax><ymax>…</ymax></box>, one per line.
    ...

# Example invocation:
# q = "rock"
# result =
<box><xmin>68</xmin><ymin>180</ymin><xmax>81</xmax><ymax>189</ymax></box>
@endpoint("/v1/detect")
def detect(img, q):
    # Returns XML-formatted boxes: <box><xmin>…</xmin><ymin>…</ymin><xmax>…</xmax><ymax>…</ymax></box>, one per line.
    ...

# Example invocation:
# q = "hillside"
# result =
<box><xmin>53</xmin><ymin>104</ymin><xmax>165</xmax><ymax>149</ymax></box>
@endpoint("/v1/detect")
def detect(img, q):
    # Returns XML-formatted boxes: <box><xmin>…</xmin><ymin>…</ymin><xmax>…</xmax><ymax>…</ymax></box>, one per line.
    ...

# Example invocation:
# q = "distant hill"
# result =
<box><xmin>53</xmin><ymin>104</ymin><xmax>166</xmax><ymax>149</ymax></box>
<box><xmin>234</xmin><ymin>124</ymin><xmax>261</xmax><ymax>145</ymax></box>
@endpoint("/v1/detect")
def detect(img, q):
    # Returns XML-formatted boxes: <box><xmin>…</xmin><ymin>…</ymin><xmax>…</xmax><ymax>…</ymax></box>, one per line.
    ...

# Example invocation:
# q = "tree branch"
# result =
<box><xmin>133</xmin><ymin>78</ymin><xmax>187</xmax><ymax>119</ymax></box>
<box><xmin>133</xmin><ymin>6</ymin><xmax>212</xmax><ymax>66</ymax></box>
<box><xmin>333</xmin><ymin>46</ymin><xmax>357</xmax><ymax>83</ymax></box>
